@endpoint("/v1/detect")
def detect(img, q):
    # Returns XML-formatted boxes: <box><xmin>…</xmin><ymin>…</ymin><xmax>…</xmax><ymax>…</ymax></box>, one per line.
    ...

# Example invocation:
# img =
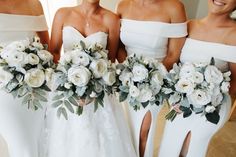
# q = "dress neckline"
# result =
<box><xmin>63</xmin><ymin>26</ymin><xmax>108</xmax><ymax>39</ymax></box>
<box><xmin>121</xmin><ymin>18</ymin><xmax>187</xmax><ymax>25</ymax></box>
<box><xmin>187</xmin><ymin>38</ymin><xmax>236</xmax><ymax>48</ymax></box>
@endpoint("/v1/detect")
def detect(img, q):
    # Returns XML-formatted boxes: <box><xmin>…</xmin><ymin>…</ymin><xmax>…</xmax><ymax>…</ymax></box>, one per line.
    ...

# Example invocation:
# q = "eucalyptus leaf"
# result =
<box><xmin>68</xmin><ymin>96</ymin><xmax>79</xmax><ymax>106</ymax></box>
<box><xmin>33</xmin><ymin>99</ymin><xmax>43</xmax><ymax>109</ymax></box>
<box><xmin>141</xmin><ymin>101</ymin><xmax>149</xmax><ymax>108</ymax></box>
<box><xmin>61</xmin><ymin>108</ymin><xmax>68</xmax><ymax>120</ymax></box>
<box><xmin>205</xmin><ymin>111</ymin><xmax>220</xmax><ymax>124</ymax></box>
<box><xmin>34</xmin><ymin>92</ymin><xmax>47</xmax><ymax>102</ymax></box>
<box><xmin>77</xmin><ymin>106</ymin><xmax>83</xmax><ymax>116</ymax></box>
<box><xmin>52</xmin><ymin>94</ymin><xmax>64</xmax><ymax>101</ymax></box>
<box><xmin>64</xmin><ymin>100</ymin><xmax>74</xmax><ymax>113</ymax></box>
<box><xmin>52</xmin><ymin>100</ymin><xmax>63</xmax><ymax>108</ymax></box>
<box><xmin>119</xmin><ymin>92</ymin><xmax>128</xmax><ymax>102</ymax></box>
<box><xmin>22</xmin><ymin>94</ymin><xmax>31</xmax><ymax>105</ymax></box>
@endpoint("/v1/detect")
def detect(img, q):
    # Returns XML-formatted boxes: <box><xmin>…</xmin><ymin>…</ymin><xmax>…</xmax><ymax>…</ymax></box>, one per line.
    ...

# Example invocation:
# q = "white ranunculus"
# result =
<box><xmin>73</xmin><ymin>43</ymin><xmax>83</xmax><ymax>50</ymax></box>
<box><xmin>119</xmin><ymin>71</ymin><xmax>133</xmax><ymax>86</ymax></box>
<box><xmin>32</xmin><ymin>36</ymin><xmax>44</xmax><ymax>49</ymax></box>
<box><xmin>103</xmin><ymin>71</ymin><xmax>116</xmax><ymax>86</ymax></box>
<box><xmin>212</xmin><ymin>93</ymin><xmax>223</xmax><ymax>106</ymax></box>
<box><xmin>205</xmin><ymin>105</ymin><xmax>216</xmax><ymax>113</ymax></box>
<box><xmin>90</xmin><ymin>59</ymin><xmax>108</xmax><ymax>78</ymax></box>
<box><xmin>151</xmin><ymin>71</ymin><xmax>164</xmax><ymax>85</ymax></box>
<box><xmin>6</xmin><ymin>51</ymin><xmax>27</xmax><ymax>67</ymax></box>
<box><xmin>168</xmin><ymin>92</ymin><xmax>181</xmax><ymax>105</ymax></box>
<box><xmin>64</xmin><ymin>82</ymin><xmax>72</xmax><ymax>89</ymax></box>
<box><xmin>221</xmin><ymin>81</ymin><xmax>230</xmax><ymax>93</ymax></box>
<box><xmin>68</xmin><ymin>66</ymin><xmax>91</xmax><ymax>87</ymax></box>
<box><xmin>129</xmin><ymin>85</ymin><xmax>140</xmax><ymax>98</ymax></box>
<box><xmin>37</xmin><ymin>50</ymin><xmax>53</xmax><ymax>63</ymax></box>
<box><xmin>132</xmin><ymin>64</ymin><xmax>148</xmax><ymax>82</ymax></box>
<box><xmin>223</xmin><ymin>71</ymin><xmax>231</xmax><ymax>82</ymax></box>
<box><xmin>59</xmin><ymin>52</ymin><xmax>73</xmax><ymax>65</ymax></box>
<box><xmin>179</xmin><ymin>63</ymin><xmax>195</xmax><ymax>79</ymax></box>
<box><xmin>137</xmin><ymin>87</ymin><xmax>153</xmax><ymax>103</ymax></box>
<box><xmin>0</xmin><ymin>67</ymin><xmax>14</xmax><ymax>88</ymax></box>
<box><xmin>24</xmin><ymin>69</ymin><xmax>45</xmax><ymax>87</ymax></box>
<box><xmin>188</xmin><ymin>89</ymin><xmax>211</xmax><ymax>108</ymax></box>
<box><xmin>5</xmin><ymin>40</ymin><xmax>29</xmax><ymax>52</ymax></box>
<box><xmin>25</xmin><ymin>53</ymin><xmax>39</xmax><ymax>65</ymax></box>
<box><xmin>72</xmin><ymin>51</ymin><xmax>90</xmax><ymax>66</ymax></box>
<box><xmin>175</xmin><ymin>79</ymin><xmax>195</xmax><ymax>94</ymax></box>
<box><xmin>204</xmin><ymin>65</ymin><xmax>223</xmax><ymax>84</ymax></box>
<box><xmin>151</xmin><ymin>83</ymin><xmax>161</xmax><ymax>95</ymax></box>
<box><xmin>192</xmin><ymin>72</ymin><xmax>204</xmax><ymax>84</ymax></box>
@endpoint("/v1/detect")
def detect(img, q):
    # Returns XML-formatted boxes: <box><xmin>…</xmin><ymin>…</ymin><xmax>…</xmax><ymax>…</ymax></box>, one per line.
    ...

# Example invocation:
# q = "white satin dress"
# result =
<box><xmin>40</xmin><ymin>26</ymin><xmax>137</xmax><ymax>157</ymax></box>
<box><xmin>159</xmin><ymin>38</ymin><xmax>236</xmax><ymax>157</ymax></box>
<box><xmin>0</xmin><ymin>13</ymin><xmax>48</xmax><ymax>157</ymax></box>
<box><xmin>120</xmin><ymin>19</ymin><xmax>187</xmax><ymax>157</ymax></box>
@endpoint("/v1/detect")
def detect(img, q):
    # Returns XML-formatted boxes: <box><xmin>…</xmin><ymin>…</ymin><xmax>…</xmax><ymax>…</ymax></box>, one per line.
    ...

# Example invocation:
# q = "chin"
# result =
<box><xmin>208</xmin><ymin>0</ymin><xmax>233</xmax><ymax>15</ymax></box>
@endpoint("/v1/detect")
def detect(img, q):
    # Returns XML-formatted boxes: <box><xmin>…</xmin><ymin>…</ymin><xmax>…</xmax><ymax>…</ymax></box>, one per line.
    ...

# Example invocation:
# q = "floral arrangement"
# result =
<box><xmin>0</xmin><ymin>37</ymin><xmax>54</xmax><ymax>110</ymax></box>
<box><xmin>52</xmin><ymin>41</ymin><xmax>116</xmax><ymax>119</ymax></box>
<box><xmin>164</xmin><ymin>59</ymin><xmax>231</xmax><ymax>124</ymax></box>
<box><xmin>116</xmin><ymin>54</ymin><xmax>168</xmax><ymax>110</ymax></box>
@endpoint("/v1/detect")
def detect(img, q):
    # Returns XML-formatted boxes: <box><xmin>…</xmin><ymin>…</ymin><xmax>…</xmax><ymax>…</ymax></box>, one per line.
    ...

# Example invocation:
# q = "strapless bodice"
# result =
<box><xmin>62</xmin><ymin>26</ymin><xmax>108</xmax><ymax>52</ymax></box>
<box><xmin>120</xmin><ymin>19</ymin><xmax>187</xmax><ymax>61</ymax></box>
<box><xmin>180</xmin><ymin>38</ymin><xmax>236</xmax><ymax>71</ymax></box>
<box><xmin>0</xmin><ymin>13</ymin><xmax>48</xmax><ymax>45</ymax></box>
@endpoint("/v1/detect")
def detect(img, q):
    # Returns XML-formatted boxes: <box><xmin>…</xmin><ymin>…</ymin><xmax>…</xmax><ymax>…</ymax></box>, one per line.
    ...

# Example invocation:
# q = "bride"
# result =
<box><xmin>40</xmin><ymin>0</ymin><xmax>137</xmax><ymax>157</ymax></box>
<box><xmin>159</xmin><ymin>0</ymin><xmax>236</xmax><ymax>156</ymax></box>
<box><xmin>0</xmin><ymin>0</ymin><xmax>49</xmax><ymax>157</ymax></box>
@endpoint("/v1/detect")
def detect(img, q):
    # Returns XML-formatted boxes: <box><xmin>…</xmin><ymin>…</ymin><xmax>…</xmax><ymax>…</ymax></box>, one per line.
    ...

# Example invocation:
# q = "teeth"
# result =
<box><xmin>213</xmin><ymin>0</ymin><xmax>225</xmax><ymax>6</ymax></box>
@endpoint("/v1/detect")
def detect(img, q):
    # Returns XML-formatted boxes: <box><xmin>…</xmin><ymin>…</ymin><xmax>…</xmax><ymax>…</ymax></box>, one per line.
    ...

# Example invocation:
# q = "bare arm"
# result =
<box><xmin>50</xmin><ymin>9</ymin><xmax>66</xmax><ymax>63</ymax></box>
<box><xmin>162</xmin><ymin>1</ymin><xmax>187</xmax><ymax>70</ymax></box>
<box><xmin>106</xmin><ymin>14</ymin><xmax>120</xmax><ymax>63</ymax></box>
<box><xmin>230</xmin><ymin>63</ymin><xmax>236</xmax><ymax>101</ymax></box>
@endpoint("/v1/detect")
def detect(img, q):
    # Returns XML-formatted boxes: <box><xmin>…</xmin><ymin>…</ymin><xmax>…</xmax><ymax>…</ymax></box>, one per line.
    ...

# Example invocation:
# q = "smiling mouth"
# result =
<box><xmin>213</xmin><ymin>0</ymin><xmax>226</xmax><ymax>6</ymax></box>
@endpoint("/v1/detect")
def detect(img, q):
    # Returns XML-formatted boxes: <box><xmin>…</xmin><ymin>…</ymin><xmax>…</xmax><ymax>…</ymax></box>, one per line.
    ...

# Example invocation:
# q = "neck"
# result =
<box><xmin>203</xmin><ymin>12</ymin><xmax>232</xmax><ymax>26</ymax></box>
<box><xmin>81</xmin><ymin>1</ymin><xmax>100</xmax><ymax>16</ymax></box>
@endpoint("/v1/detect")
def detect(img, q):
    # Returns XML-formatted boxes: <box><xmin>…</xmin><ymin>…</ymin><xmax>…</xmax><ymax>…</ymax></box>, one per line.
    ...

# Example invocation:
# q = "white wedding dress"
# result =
<box><xmin>0</xmin><ymin>13</ymin><xmax>48</xmax><ymax>157</ymax></box>
<box><xmin>40</xmin><ymin>26</ymin><xmax>137</xmax><ymax>157</ymax></box>
<box><xmin>120</xmin><ymin>19</ymin><xmax>187</xmax><ymax>157</ymax></box>
<box><xmin>159</xmin><ymin>38</ymin><xmax>236</xmax><ymax>157</ymax></box>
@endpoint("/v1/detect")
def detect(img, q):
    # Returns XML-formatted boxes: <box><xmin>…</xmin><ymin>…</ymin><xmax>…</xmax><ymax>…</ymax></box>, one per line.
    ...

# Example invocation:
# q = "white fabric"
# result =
<box><xmin>40</xmin><ymin>26</ymin><xmax>137</xmax><ymax>157</ymax></box>
<box><xmin>0</xmin><ymin>14</ymin><xmax>48</xmax><ymax>157</ymax></box>
<box><xmin>120</xmin><ymin>19</ymin><xmax>187</xmax><ymax>61</ymax></box>
<box><xmin>120</xmin><ymin>19</ymin><xmax>187</xmax><ymax>157</ymax></box>
<box><xmin>159</xmin><ymin>38</ymin><xmax>236</xmax><ymax>157</ymax></box>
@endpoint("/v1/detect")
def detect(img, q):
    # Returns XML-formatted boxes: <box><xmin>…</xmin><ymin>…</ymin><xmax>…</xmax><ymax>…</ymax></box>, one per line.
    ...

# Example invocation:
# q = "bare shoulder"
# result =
<box><xmin>102</xmin><ymin>8</ymin><xmax>120</xmax><ymax>27</ymax></box>
<box><xmin>163</xmin><ymin>0</ymin><xmax>186</xmax><ymax>23</ymax></box>
<box><xmin>27</xmin><ymin>0</ymin><xmax>45</xmax><ymax>15</ymax></box>
<box><xmin>226</xmin><ymin>22</ymin><xmax>236</xmax><ymax>45</ymax></box>
<box><xmin>116</xmin><ymin>0</ymin><xmax>130</xmax><ymax>16</ymax></box>
<box><xmin>54</xmin><ymin>7</ymin><xmax>74</xmax><ymax>21</ymax></box>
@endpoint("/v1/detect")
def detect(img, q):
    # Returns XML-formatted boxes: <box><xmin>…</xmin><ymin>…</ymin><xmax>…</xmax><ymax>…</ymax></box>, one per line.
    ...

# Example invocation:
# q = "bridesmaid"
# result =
<box><xmin>0</xmin><ymin>0</ymin><xmax>49</xmax><ymax>157</ymax></box>
<box><xmin>116</xmin><ymin>0</ymin><xmax>187</xmax><ymax>157</ymax></box>
<box><xmin>159</xmin><ymin>0</ymin><xmax>236</xmax><ymax>157</ymax></box>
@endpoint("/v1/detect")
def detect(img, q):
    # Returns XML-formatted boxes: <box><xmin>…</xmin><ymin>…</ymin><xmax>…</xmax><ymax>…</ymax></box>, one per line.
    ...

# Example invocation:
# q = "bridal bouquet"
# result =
<box><xmin>117</xmin><ymin>54</ymin><xmax>168</xmax><ymax>110</ymax></box>
<box><xmin>164</xmin><ymin>59</ymin><xmax>231</xmax><ymax>124</ymax></box>
<box><xmin>52</xmin><ymin>41</ymin><xmax>117</xmax><ymax>119</ymax></box>
<box><xmin>0</xmin><ymin>37</ymin><xmax>54</xmax><ymax>110</ymax></box>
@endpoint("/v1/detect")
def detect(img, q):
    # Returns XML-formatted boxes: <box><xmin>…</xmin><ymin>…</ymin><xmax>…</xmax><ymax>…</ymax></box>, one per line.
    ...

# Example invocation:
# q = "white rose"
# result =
<box><xmin>45</xmin><ymin>68</ymin><xmax>54</xmax><ymax>83</ymax></box>
<box><xmin>119</xmin><ymin>71</ymin><xmax>133</xmax><ymax>86</ymax></box>
<box><xmin>221</xmin><ymin>81</ymin><xmax>230</xmax><ymax>93</ymax></box>
<box><xmin>24</xmin><ymin>69</ymin><xmax>45</xmax><ymax>87</ymax></box>
<box><xmin>0</xmin><ymin>67</ymin><xmax>14</xmax><ymax>88</ymax></box>
<box><xmin>68</xmin><ymin>66</ymin><xmax>91</xmax><ymax>87</ymax></box>
<box><xmin>204</xmin><ymin>65</ymin><xmax>223</xmax><ymax>84</ymax></box>
<box><xmin>211</xmin><ymin>93</ymin><xmax>223</xmax><ymax>106</ymax></box>
<box><xmin>151</xmin><ymin>71</ymin><xmax>164</xmax><ymax>85</ymax></box>
<box><xmin>175</xmin><ymin>79</ymin><xmax>195</xmax><ymax>94</ymax></box>
<box><xmin>25</xmin><ymin>53</ymin><xmax>39</xmax><ymax>65</ymax></box>
<box><xmin>205</xmin><ymin>105</ymin><xmax>216</xmax><ymax>113</ymax></box>
<box><xmin>180</xmin><ymin>63</ymin><xmax>195</xmax><ymax>79</ymax></box>
<box><xmin>188</xmin><ymin>89</ymin><xmax>211</xmax><ymax>108</ymax></box>
<box><xmin>37</xmin><ymin>50</ymin><xmax>53</xmax><ymax>63</ymax></box>
<box><xmin>137</xmin><ymin>87</ymin><xmax>153</xmax><ymax>103</ymax></box>
<box><xmin>192</xmin><ymin>72</ymin><xmax>204</xmax><ymax>84</ymax></box>
<box><xmin>103</xmin><ymin>71</ymin><xmax>116</xmax><ymax>86</ymax></box>
<box><xmin>5</xmin><ymin>40</ymin><xmax>29</xmax><ymax>52</ymax></box>
<box><xmin>59</xmin><ymin>52</ymin><xmax>73</xmax><ymax>65</ymax></box>
<box><xmin>90</xmin><ymin>59</ymin><xmax>108</xmax><ymax>78</ymax></box>
<box><xmin>151</xmin><ymin>83</ymin><xmax>161</xmax><ymax>95</ymax></box>
<box><xmin>6</xmin><ymin>51</ymin><xmax>27</xmax><ymax>67</ymax></box>
<box><xmin>132</xmin><ymin>64</ymin><xmax>148</xmax><ymax>82</ymax></box>
<box><xmin>72</xmin><ymin>51</ymin><xmax>90</xmax><ymax>66</ymax></box>
<box><xmin>129</xmin><ymin>85</ymin><xmax>140</xmax><ymax>98</ymax></box>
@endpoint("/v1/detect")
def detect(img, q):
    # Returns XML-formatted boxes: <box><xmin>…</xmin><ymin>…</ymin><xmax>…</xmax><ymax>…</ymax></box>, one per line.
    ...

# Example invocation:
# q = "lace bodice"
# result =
<box><xmin>120</xmin><ymin>19</ymin><xmax>187</xmax><ymax>61</ymax></box>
